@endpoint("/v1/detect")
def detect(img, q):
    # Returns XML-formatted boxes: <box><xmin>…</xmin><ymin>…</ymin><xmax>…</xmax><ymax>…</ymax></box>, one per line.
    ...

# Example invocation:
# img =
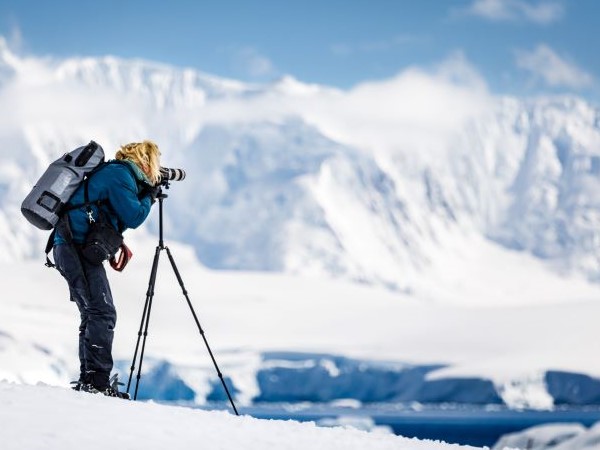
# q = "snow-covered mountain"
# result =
<box><xmin>2</xmin><ymin>39</ymin><xmax>600</xmax><ymax>295</ymax></box>
<box><xmin>7</xmin><ymin>41</ymin><xmax>600</xmax><ymax>440</ymax></box>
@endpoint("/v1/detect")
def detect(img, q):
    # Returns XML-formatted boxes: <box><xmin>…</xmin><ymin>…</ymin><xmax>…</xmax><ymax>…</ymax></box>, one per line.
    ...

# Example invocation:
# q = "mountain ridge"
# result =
<box><xmin>2</xmin><ymin>43</ymin><xmax>600</xmax><ymax>294</ymax></box>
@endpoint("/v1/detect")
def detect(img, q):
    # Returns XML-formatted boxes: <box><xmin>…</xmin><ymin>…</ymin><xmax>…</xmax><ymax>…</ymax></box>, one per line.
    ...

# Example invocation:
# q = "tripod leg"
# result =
<box><xmin>165</xmin><ymin>246</ymin><xmax>239</xmax><ymax>416</ymax></box>
<box><xmin>127</xmin><ymin>291</ymin><xmax>150</xmax><ymax>393</ymax></box>
<box><xmin>127</xmin><ymin>245</ymin><xmax>162</xmax><ymax>399</ymax></box>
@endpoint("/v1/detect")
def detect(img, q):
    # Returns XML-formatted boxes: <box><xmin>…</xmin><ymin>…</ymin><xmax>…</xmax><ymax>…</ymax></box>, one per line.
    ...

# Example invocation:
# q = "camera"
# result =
<box><xmin>159</xmin><ymin>167</ymin><xmax>186</xmax><ymax>182</ymax></box>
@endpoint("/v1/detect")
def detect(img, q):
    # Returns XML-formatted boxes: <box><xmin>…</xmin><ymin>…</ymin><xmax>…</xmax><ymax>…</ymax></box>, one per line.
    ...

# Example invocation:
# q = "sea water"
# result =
<box><xmin>196</xmin><ymin>402</ymin><xmax>600</xmax><ymax>447</ymax></box>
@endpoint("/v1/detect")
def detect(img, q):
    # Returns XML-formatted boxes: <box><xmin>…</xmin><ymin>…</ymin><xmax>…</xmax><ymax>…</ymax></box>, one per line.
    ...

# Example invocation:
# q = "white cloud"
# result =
<box><xmin>0</xmin><ymin>16</ymin><xmax>25</xmax><ymax>52</ymax></box>
<box><xmin>465</xmin><ymin>0</ymin><xmax>564</xmax><ymax>24</ymax></box>
<box><xmin>7</xmin><ymin>23</ymin><xmax>24</xmax><ymax>52</ymax></box>
<box><xmin>231</xmin><ymin>46</ymin><xmax>277</xmax><ymax>79</ymax></box>
<box><xmin>0</xmin><ymin>43</ymin><xmax>492</xmax><ymax>162</ymax></box>
<box><xmin>515</xmin><ymin>44</ymin><xmax>594</xmax><ymax>89</ymax></box>
<box><xmin>199</xmin><ymin>52</ymin><xmax>492</xmax><ymax>157</ymax></box>
<box><xmin>180</xmin><ymin>52</ymin><xmax>494</xmax><ymax>168</ymax></box>
<box><xmin>302</xmin><ymin>53</ymin><xmax>492</xmax><ymax>155</ymax></box>
<box><xmin>31</xmin><ymin>49</ymin><xmax>487</xmax><ymax>160</ymax></box>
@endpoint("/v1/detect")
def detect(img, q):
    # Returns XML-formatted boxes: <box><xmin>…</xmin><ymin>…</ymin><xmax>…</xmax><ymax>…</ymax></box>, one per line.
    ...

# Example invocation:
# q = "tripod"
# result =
<box><xmin>126</xmin><ymin>182</ymin><xmax>239</xmax><ymax>415</ymax></box>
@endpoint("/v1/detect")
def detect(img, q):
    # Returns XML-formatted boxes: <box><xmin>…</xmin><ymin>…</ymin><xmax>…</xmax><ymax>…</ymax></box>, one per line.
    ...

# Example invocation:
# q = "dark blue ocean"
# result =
<box><xmin>194</xmin><ymin>402</ymin><xmax>600</xmax><ymax>447</ymax></box>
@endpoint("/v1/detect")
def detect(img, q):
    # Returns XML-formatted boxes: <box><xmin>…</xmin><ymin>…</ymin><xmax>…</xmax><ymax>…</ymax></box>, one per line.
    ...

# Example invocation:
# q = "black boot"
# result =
<box><xmin>70</xmin><ymin>380</ymin><xmax>84</xmax><ymax>391</ymax></box>
<box><xmin>70</xmin><ymin>372</ymin><xmax>91</xmax><ymax>391</ymax></box>
<box><xmin>80</xmin><ymin>373</ymin><xmax>130</xmax><ymax>400</ymax></box>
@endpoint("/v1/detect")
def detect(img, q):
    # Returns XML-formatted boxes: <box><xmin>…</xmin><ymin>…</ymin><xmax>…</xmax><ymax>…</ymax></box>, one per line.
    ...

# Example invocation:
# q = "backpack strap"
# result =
<box><xmin>83</xmin><ymin>176</ymin><xmax>98</xmax><ymax>224</ymax></box>
<box><xmin>44</xmin><ymin>229</ymin><xmax>57</xmax><ymax>268</ymax></box>
<box><xmin>45</xmin><ymin>215</ymin><xmax>75</xmax><ymax>268</ymax></box>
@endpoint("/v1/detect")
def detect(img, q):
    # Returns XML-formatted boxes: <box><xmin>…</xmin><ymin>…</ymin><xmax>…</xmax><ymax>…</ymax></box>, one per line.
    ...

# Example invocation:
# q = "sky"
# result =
<box><xmin>0</xmin><ymin>0</ymin><xmax>599</xmax><ymax>99</ymax></box>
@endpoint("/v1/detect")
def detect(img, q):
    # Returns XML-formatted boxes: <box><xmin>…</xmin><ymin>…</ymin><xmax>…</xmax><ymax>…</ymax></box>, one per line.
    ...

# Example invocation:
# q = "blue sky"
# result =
<box><xmin>1</xmin><ymin>0</ymin><xmax>598</xmax><ymax>100</ymax></box>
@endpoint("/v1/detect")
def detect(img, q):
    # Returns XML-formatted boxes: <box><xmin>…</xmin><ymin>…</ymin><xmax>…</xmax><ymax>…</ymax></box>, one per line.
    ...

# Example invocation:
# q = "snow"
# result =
<box><xmin>0</xmin><ymin>382</ymin><xmax>480</xmax><ymax>450</ymax></box>
<box><xmin>2</xmin><ymin>36</ymin><xmax>600</xmax><ymax>446</ymax></box>
<box><xmin>3</xmin><ymin>43</ymin><xmax>600</xmax><ymax>293</ymax></box>
<box><xmin>2</xmin><ymin>235</ymin><xmax>600</xmax><ymax>409</ymax></box>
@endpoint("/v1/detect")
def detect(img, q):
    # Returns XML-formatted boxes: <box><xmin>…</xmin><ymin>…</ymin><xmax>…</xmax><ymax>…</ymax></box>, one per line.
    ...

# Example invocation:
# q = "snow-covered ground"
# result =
<box><xmin>3</xmin><ymin>230</ymin><xmax>600</xmax><ymax>409</ymax></box>
<box><xmin>0</xmin><ymin>382</ymin><xmax>480</xmax><ymax>450</ymax></box>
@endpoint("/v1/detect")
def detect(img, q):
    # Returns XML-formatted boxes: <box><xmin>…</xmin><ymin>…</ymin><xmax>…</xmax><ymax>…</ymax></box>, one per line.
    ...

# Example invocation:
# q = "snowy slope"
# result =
<box><xmin>3</xmin><ymin>241</ymin><xmax>600</xmax><ymax>410</ymax></box>
<box><xmin>1</xmin><ymin>41</ymin><xmax>600</xmax><ymax>295</ymax></box>
<box><xmin>0</xmin><ymin>382</ymin><xmax>480</xmax><ymax>450</ymax></box>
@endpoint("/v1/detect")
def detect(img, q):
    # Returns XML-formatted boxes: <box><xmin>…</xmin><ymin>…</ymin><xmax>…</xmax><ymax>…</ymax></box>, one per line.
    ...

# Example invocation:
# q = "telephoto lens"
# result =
<box><xmin>159</xmin><ymin>167</ymin><xmax>186</xmax><ymax>182</ymax></box>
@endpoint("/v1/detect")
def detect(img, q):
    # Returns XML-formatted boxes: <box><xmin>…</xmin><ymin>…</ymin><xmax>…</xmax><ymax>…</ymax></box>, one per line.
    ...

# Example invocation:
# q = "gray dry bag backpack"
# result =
<box><xmin>21</xmin><ymin>141</ymin><xmax>105</xmax><ymax>230</ymax></box>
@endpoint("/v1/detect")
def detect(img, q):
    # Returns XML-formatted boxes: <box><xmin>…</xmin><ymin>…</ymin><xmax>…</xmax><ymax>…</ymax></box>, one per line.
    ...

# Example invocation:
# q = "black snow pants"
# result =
<box><xmin>53</xmin><ymin>243</ymin><xmax>116</xmax><ymax>389</ymax></box>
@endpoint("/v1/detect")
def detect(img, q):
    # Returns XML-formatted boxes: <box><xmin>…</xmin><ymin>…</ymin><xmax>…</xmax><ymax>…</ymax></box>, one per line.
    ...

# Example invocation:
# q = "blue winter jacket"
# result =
<box><xmin>55</xmin><ymin>159</ymin><xmax>153</xmax><ymax>245</ymax></box>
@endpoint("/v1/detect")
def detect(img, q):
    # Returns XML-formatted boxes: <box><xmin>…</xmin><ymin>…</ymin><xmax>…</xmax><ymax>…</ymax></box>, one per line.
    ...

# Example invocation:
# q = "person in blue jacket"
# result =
<box><xmin>53</xmin><ymin>140</ymin><xmax>161</xmax><ymax>397</ymax></box>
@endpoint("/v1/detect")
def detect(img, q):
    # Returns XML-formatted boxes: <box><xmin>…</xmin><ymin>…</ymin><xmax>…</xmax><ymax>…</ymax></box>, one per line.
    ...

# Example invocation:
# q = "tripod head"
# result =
<box><xmin>157</xmin><ymin>175</ymin><xmax>172</xmax><ymax>194</ymax></box>
<box><xmin>156</xmin><ymin>184</ymin><xmax>169</xmax><ymax>200</ymax></box>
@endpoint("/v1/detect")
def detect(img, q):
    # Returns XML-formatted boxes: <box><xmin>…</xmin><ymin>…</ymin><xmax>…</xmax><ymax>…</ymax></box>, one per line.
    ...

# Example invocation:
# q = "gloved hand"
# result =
<box><xmin>140</xmin><ymin>184</ymin><xmax>161</xmax><ymax>204</ymax></box>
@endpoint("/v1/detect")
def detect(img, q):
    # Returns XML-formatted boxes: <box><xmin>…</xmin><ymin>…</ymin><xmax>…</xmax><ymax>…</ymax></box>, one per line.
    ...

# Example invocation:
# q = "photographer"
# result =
<box><xmin>53</xmin><ymin>140</ymin><xmax>161</xmax><ymax>398</ymax></box>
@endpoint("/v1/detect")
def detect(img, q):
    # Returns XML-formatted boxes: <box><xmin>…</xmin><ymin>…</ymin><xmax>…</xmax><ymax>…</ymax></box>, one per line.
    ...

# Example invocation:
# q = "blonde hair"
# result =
<box><xmin>115</xmin><ymin>140</ymin><xmax>161</xmax><ymax>185</ymax></box>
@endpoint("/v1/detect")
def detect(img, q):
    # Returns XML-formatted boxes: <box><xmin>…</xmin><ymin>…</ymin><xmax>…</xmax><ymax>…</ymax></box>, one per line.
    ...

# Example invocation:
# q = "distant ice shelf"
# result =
<box><xmin>116</xmin><ymin>352</ymin><xmax>600</xmax><ymax>410</ymax></box>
